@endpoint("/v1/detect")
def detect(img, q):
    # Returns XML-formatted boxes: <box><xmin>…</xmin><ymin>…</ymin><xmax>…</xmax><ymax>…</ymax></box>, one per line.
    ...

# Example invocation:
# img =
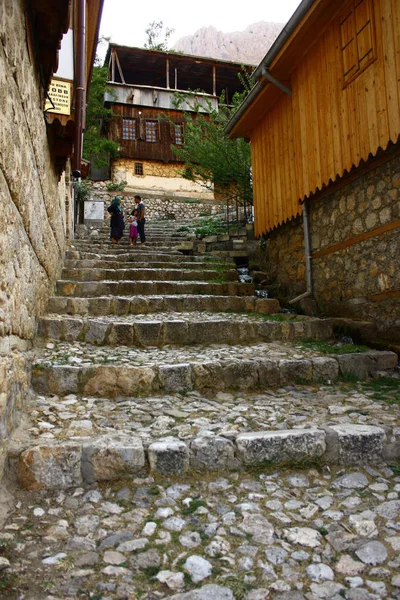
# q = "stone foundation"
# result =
<box><xmin>0</xmin><ymin>0</ymin><xmax>71</xmax><ymax>479</ymax></box>
<box><xmin>262</xmin><ymin>151</ymin><xmax>400</xmax><ymax>342</ymax></box>
<box><xmin>112</xmin><ymin>158</ymin><xmax>214</xmax><ymax>200</ymax></box>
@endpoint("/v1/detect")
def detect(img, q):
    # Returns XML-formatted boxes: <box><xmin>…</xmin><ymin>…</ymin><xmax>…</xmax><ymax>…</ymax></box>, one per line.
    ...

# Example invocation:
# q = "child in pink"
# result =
<box><xmin>129</xmin><ymin>210</ymin><xmax>139</xmax><ymax>246</ymax></box>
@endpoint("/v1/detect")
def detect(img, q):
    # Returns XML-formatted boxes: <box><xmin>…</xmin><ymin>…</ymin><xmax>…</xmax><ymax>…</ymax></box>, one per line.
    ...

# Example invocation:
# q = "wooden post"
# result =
<box><xmin>213</xmin><ymin>65</ymin><xmax>216</xmax><ymax>96</ymax></box>
<box><xmin>175</xmin><ymin>67</ymin><xmax>177</xmax><ymax>89</ymax></box>
<box><xmin>111</xmin><ymin>49</ymin><xmax>115</xmax><ymax>82</ymax></box>
<box><xmin>166</xmin><ymin>58</ymin><xmax>170</xmax><ymax>88</ymax></box>
<box><xmin>115</xmin><ymin>51</ymin><xmax>126</xmax><ymax>84</ymax></box>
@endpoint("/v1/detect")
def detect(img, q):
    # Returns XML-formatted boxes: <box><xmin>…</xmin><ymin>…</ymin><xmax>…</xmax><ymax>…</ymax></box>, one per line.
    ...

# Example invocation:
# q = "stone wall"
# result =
<box><xmin>86</xmin><ymin>181</ymin><xmax>225</xmax><ymax>222</ymax></box>
<box><xmin>112</xmin><ymin>158</ymin><xmax>215</xmax><ymax>200</ymax></box>
<box><xmin>263</xmin><ymin>151</ymin><xmax>400</xmax><ymax>342</ymax></box>
<box><xmin>0</xmin><ymin>1</ymin><xmax>71</xmax><ymax>477</ymax></box>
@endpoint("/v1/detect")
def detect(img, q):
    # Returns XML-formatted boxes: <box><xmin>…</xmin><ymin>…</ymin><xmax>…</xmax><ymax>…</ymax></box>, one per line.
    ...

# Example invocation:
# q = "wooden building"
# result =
<box><xmin>40</xmin><ymin>0</ymin><xmax>104</xmax><ymax>177</ymax></box>
<box><xmin>103</xmin><ymin>44</ymin><xmax>251</xmax><ymax>198</ymax></box>
<box><xmin>227</xmin><ymin>0</ymin><xmax>400</xmax><ymax>341</ymax></box>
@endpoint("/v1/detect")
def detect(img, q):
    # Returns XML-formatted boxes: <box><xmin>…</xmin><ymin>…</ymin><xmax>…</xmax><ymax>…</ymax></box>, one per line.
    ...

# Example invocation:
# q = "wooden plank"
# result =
<box><xmin>368</xmin><ymin>289</ymin><xmax>400</xmax><ymax>301</ymax></box>
<box><xmin>312</xmin><ymin>219</ymin><xmax>400</xmax><ymax>258</ymax></box>
<box><xmin>382</xmin><ymin>0</ymin><xmax>400</xmax><ymax>141</ymax></box>
<box><xmin>373</xmin><ymin>0</ymin><xmax>390</xmax><ymax>145</ymax></box>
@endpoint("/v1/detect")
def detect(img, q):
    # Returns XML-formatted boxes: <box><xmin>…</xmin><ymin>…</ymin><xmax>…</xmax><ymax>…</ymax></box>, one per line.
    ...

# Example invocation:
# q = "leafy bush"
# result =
<box><xmin>106</xmin><ymin>180</ymin><xmax>127</xmax><ymax>192</ymax></box>
<box><xmin>195</xmin><ymin>217</ymin><xmax>225</xmax><ymax>236</ymax></box>
<box><xmin>75</xmin><ymin>181</ymin><xmax>92</xmax><ymax>203</ymax></box>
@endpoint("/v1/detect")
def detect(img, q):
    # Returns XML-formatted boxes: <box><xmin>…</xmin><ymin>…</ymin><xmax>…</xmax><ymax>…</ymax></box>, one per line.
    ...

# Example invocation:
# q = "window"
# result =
<box><xmin>135</xmin><ymin>162</ymin><xmax>143</xmax><ymax>175</ymax></box>
<box><xmin>122</xmin><ymin>118</ymin><xmax>136</xmax><ymax>140</ymax></box>
<box><xmin>145</xmin><ymin>120</ymin><xmax>158</xmax><ymax>142</ymax></box>
<box><xmin>174</xmin><ymin>123</ymin><xmax>184</xmax><ymax>145</ymax></box>
<box><xmin>340</xmin><ymin>0</ymin><xmax>375</xmax><ymax>85</ymax></box>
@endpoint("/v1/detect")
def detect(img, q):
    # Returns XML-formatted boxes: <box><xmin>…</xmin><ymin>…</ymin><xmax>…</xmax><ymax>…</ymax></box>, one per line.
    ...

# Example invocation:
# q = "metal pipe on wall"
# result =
<box><xmin>289</xmin><ymin>199</ymin><xmax>313</xmax><ymax>305</ymax></box>
<box><xmin>72</xmin><ymin>0</ymin><xmax>86</xmax><ymax>178</ymax></box>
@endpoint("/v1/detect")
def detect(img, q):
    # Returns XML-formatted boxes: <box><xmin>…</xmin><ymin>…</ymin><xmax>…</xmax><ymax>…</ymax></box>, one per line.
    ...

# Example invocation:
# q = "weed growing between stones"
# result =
<box><xmin>360</xmin><ymin>376</ymin><xmax>400</xmax><ymax>404</ymax></box>
<box><xmin>299</xmin><ymin>339</ymin><xmax>369</xmax><ymax>354</ymax></box>
<box><xmin>181</xmin><ymin>499</ymin><xmax>206</xmax><ymax>515</ymax></box>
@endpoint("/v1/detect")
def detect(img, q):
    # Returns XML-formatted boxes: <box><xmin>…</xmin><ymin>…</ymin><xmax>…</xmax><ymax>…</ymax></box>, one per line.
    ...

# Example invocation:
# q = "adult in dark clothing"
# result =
<box><xmin>133</xmin><ymin>195</ymin><xmax>146</xmax><ymax>245</ymax></box>
<box><xmin>107</xmin><ymin>196</ymin><xmax>124</xmax><ymax>244</ymax></box>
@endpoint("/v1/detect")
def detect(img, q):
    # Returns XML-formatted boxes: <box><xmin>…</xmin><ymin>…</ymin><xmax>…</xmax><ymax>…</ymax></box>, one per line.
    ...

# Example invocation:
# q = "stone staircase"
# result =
<box><xmin>9</xmin><ymin>219</ymin><xmax>399</xmax><ymax>492</ymax></box>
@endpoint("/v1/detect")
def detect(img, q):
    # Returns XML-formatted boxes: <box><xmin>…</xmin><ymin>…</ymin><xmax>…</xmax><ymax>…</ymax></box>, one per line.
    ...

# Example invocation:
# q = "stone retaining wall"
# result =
<box><xmin>86</xmin><ymin>181</ymin><xmax>225</xmax><ymax>221</ymax></box>
<box><xmin>0</xmin><ymin>1</ymin><xmax>71</xmax><ymax>478</ymax></box>
<box><xmin>263</xmin><ymin>151</ymin><xmax>400</xmax><ymax>341</ymax></box>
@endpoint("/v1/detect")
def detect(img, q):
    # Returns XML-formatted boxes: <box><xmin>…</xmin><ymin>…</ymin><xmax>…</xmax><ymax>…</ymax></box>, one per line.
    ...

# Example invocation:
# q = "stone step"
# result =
<box><xmin>64</xmin><ymin>259</ymin><xmax>233</xmax><ymax>270</ymax></box>
<box><xmin>16</xmin><ymin>420</ymin><xmax>397</xmax><ymax>489</ymax></box>
<box><xmin>37</xmin><ymin>312</ymin><xmax>327</xmax><ymax>347</ymax></box>
<box><xmin>56</xmin><ymin>280</ymin><xmax>255</xmax><ymax>297</ymax></box>
<box><xmin>72</xmin><ymin>241</ymin><xmax>181</xmax><ymax>250</ymax></box>
<box><xmin>66</xmin><ymin>250</ymin><xmax>226</xmax><ymax>263</ymax></box>
<box><xmin>32</xmin><ymin>342</ymin><xmax>397</xmax><ymax>398</ymax></box>
<box><xmin>90</xmin><ymin>233</ymin><xmax>188</xmax><ymax>241</ymax></box>
<box><xmin>60</xmin><ymin>267</ymin><xmax>238</xmax><ymax>283</ymax></box>
<box><xmin>47</xmin><ymin>295</ymin><xmax>279</xmax><ymax>316</ymax></box>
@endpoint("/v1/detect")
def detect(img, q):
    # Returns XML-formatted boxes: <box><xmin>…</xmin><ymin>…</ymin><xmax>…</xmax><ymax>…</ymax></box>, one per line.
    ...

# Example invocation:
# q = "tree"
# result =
<box><xmin>83</xmin><ymin>39</ymin><xmax>119</xmax><ymax>169</ymax></box>
<box><xmin>170</xmin><ymin>72</ymin><xmax>253</xmax><ymax>205</ymax></box>
<box><xmin>144</xmin><ymin>20</ymin><xmax>174</xmax><ymax>51</ymax></box>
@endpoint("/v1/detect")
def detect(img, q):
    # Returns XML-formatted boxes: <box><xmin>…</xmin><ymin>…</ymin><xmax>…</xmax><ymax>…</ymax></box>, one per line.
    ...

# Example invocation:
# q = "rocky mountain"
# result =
<box><xmin>173</xmin><ymin>21</ymin><xmax>283</xmax><ymax>66</ymax></box>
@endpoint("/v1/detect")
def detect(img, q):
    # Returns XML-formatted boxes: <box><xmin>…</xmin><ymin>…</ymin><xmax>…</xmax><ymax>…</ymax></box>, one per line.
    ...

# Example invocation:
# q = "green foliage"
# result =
<box><xmin>195</xmin><ymin>217</ymin><xmax>225</xmax><ymax>236</ymax></box>
<box><xmin>75</xmin><ymin>180</ymin><xmax>92</xmax><ymax>203</ymax></box>
<box><xmin>169</xmin><ymin>70</ymin><xmax>253</xmax><ymax>204</ymax></box>
<box><xmin>144</xmin><ymin>20</ymin><xmax>174</xmax><ymax>51</ymax></box>
<box><xmin>181</xmin><ymin>499</ymin><xmax>206</xmax><ymax>515</ymax></box>
<box><xmin>299</xmin><ymin>339</ymin><xmax>369</xmax><ymax>355</ymax></box>
<box><xmin>106</xmin><ymin>180</ymin><xmax>127</xmax><ymax>191</ymax></box>
<box><xmin>83</xmin><ymin>64</ymin><xmax>119</xmax><ymax>169</ymax></box>
<box><xmin>360</xmin><ymin>377</ymin><xmax>400</xmax><ymax>405</ymax></box>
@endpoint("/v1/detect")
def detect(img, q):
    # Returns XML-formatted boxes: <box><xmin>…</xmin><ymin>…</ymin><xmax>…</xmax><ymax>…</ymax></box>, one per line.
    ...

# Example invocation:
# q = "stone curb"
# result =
<box><xmin>36</xmin><ymin>315</ymin><xmax>331</xmax><ymax>347</ymax></box>
<box><xmin>55</xmin><ymin>280</ymin><xmax>256</xmax><ymax>298</ymax></box>
<box><xmin>16</xmin><ymin>423</ymin><xmax>400</xmax><ymax>490</ymax></box>
<box><xmin>60</xmin><ymin>267</ymin><xmax>239</xmax><ymax>283</ymax></box>
<box><xmin>46</xmin><ymin>295</ymin><xmax>280</xmax><ymax>317</ymax></box>
<box><xmin>32</xmin><ymin>351</ymin><xmax>397</xmax><ymax>397</ymax></box>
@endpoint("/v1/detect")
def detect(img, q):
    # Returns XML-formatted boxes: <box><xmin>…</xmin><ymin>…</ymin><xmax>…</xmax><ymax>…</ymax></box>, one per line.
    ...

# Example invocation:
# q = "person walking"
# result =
<box><xmin>129</xmin><ymin>209</ymin><xmax>139</xmax><ymax>246</ymax></box>
<box><xmin>107</xmin><ymin>196</ymin><xmax>124</xmax><ymax>245</ymax></box>
<box><xmin>133</xmin><ymin>195</ymin><xmax>146</xmax><ymax>246</ymax></box>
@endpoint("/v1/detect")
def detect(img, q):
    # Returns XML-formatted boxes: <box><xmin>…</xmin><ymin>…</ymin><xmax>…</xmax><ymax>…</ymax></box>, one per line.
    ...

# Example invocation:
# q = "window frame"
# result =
<box><xmin>145</xmin><ymin>119</ymin><xmax>158</xmax><ymax>143</ymax></box>
<box><xmin>174</xmin><ymin>123</ymin><xmax>184</xmax><ymax>145</ymax></box>
<box><xmin>122</xmin><ymin>118</ymin><xmax>137</xmax><ymax>141</ymax></box>
<box><xmin>340</xmin><ymin>0</ymin><xmax>376</xmax><ymax>88</ymax></box>
<box><xmin>134</xmin><ymin>162</ymin><xmax>144</xmax><ymax>176</ymax></box>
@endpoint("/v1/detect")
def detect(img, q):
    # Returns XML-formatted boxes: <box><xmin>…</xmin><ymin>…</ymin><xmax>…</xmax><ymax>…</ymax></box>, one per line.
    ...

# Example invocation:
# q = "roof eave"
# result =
<box><xmin>225</xmin><ymin>0</ymin><xmax>317</xmax><ymax>137</ymax></box>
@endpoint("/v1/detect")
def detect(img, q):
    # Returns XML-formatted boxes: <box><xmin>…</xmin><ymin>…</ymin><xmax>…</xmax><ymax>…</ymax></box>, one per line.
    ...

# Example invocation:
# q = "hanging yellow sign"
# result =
<box><xmin>45</xmin><ymin>79</ymin><xmax>71</xmax><ymax>116</ymax></box>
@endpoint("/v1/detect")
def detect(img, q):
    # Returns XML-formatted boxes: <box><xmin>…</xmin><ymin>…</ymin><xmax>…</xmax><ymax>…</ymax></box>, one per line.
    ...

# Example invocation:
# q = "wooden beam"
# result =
<box><xmin>312</xmin><ymin>220</ymin><xmax>400</xmax><ymax>259</ymax></box>
<box><xmin>166</xmin><ymin>58</ymin><xmax>170</xmax><ymax>88</ymax></box>
<box><xmin>213</xmin><ymin>65</ymin><xmax>216</xmax><ymax>96</ymax></box>
<box><xmin>111</xmin><ymin>48</ymin><xmax>115</xmax><ymax>82</ymax></box>
<box><xmin>114</xmin><ymin>51</ymin><xmax>126</xmax><ymax>83</ymax></box>
<box><xmin>367</xmin><ymin>289</ymin><xmax>400</xmax><ymax>302</ymax></box>
<box><xmin>175</xmin><ymin>67</ymin><xmax>177</xmax><ymax>90</ymax></box>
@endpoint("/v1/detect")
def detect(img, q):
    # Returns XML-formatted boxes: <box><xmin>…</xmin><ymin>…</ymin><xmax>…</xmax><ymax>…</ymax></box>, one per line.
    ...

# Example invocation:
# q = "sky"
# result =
<box><xmin>99</xmin><ymin>0</ymin><xmax>303</xmax><ymax>57</ymax></box>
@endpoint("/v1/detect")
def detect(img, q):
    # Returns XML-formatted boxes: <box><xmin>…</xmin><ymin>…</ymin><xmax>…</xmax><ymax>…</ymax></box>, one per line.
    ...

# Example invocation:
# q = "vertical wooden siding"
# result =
<box><xmin>252</xmin><ymin>0</ymin><xmax>400</xmax><ymax>237</ymax></box>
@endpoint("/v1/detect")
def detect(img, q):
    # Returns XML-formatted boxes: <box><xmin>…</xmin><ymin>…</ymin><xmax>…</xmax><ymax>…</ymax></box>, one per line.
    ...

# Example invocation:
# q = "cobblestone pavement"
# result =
<box><xmin>34</xmin><ymin>340</ymin><xmax>333</xmax><ymax>367</ymax></box>
<box><xmin>16</xmin><ymin>382</ymin><xmax>400</xmax><ymax>447</ymax></box>
<box><xmin>1</xmin><ymin>464</ymin><xmax>400</xmax><ymax>599</ymax></box>
<box><xmin>2</xmin><ymin>221</ymin><xmax>399</xmax><ymax>599</ymax></box>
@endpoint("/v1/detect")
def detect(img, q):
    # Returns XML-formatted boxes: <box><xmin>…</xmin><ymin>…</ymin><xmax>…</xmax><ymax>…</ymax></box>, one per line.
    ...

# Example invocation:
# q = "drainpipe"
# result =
<box><xmin>72</xmin><ymin>0</ymin><xmax>86</xmax><ymax>178</ymax></box>
<box><xmin>289</xmin><ymin>199</ymin><xmax>313</xmax><ymax>305</ymax></box>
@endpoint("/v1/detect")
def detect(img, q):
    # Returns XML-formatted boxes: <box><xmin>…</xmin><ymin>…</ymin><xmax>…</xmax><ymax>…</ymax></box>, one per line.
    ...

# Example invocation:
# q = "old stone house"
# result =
<box><xmin>226</xmin><ymin>0</ymin><xmax>400</xmax><ymax>343</ymax></box>
<box><xmin>101</xmin><ymin>44</ymin><xmax>252</xmax><ymax>200</ymax></box>
<box><xmin>0</xmin><ymin>0</ymin><xmax>103</xmax><ymax>479</ymax></box>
